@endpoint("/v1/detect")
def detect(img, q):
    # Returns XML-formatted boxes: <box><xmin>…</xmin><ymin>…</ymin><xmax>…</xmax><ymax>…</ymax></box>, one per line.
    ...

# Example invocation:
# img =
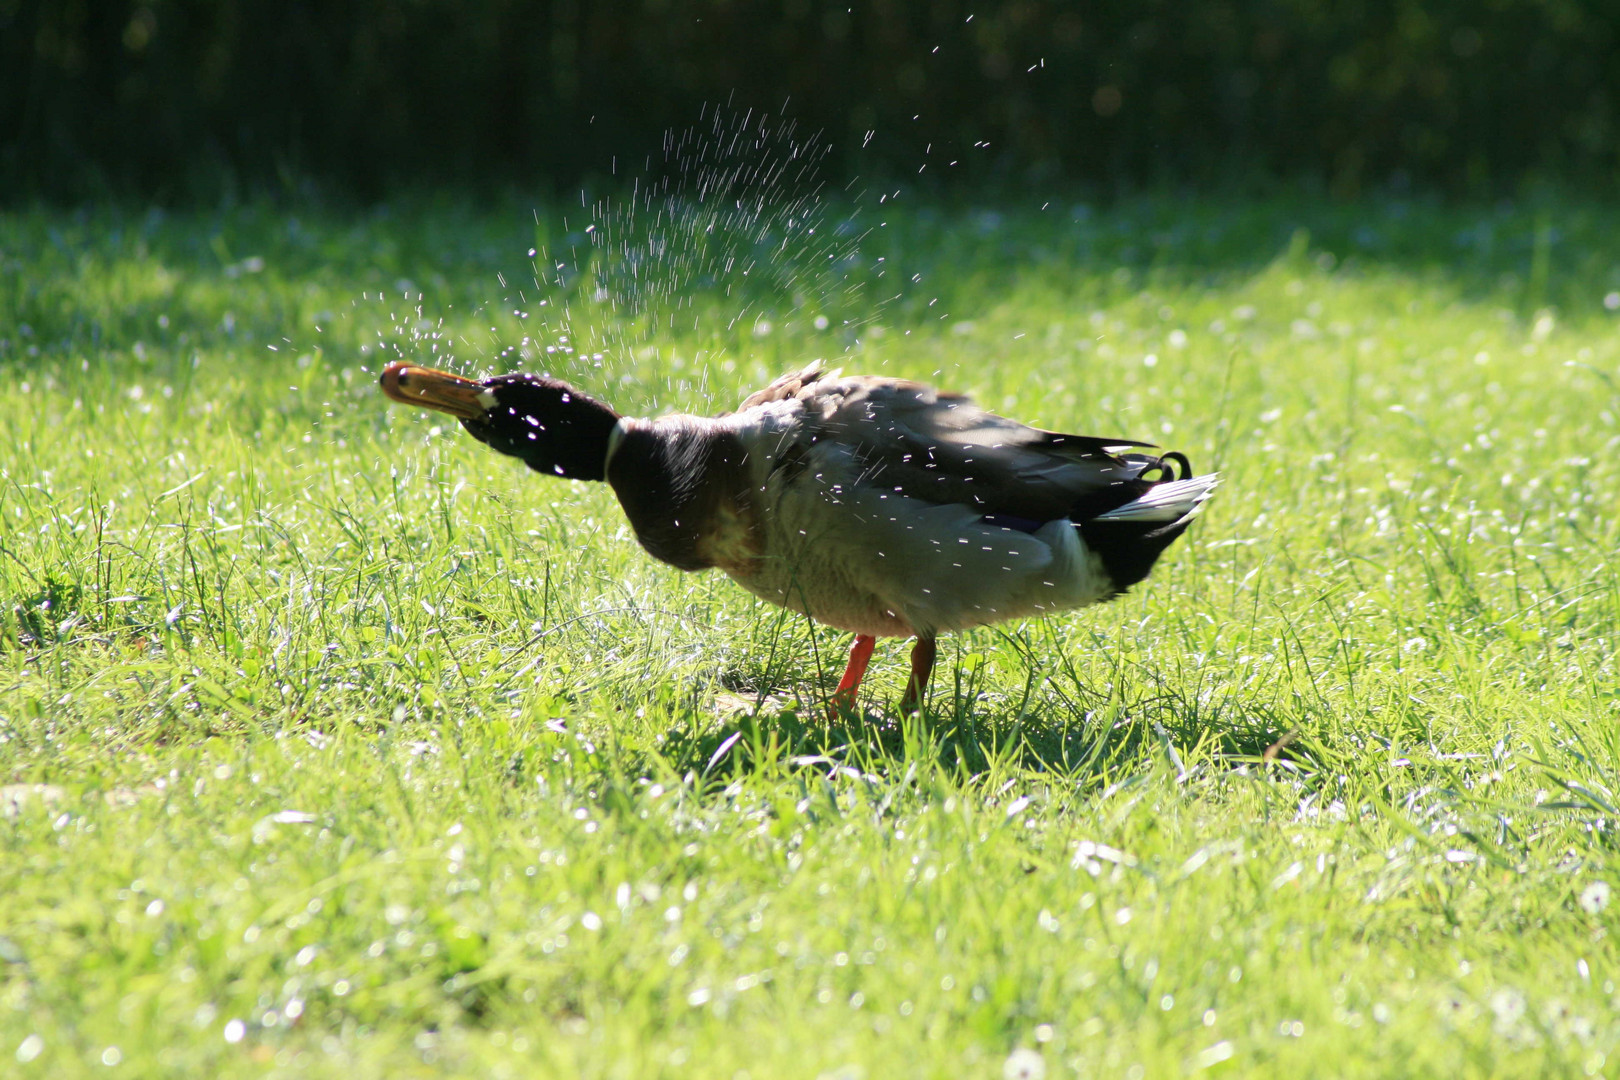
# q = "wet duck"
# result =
<box><xmin>381</xmin><ymin>362</ymin><xmax>1217</xmax><ymax>712</ymax></box>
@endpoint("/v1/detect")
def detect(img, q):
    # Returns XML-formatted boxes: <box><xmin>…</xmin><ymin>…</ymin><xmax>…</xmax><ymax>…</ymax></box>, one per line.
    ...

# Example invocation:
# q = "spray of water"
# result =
<box><xmin>365</xmin><ymin>104</ymin><xmax>890</xmax><ymax>414</ymax></box>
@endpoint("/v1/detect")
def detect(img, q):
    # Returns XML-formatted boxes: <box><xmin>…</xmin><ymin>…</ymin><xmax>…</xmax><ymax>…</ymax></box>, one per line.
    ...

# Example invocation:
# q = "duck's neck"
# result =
<box><xmin>604</xmin><ymin>417</ymin><xmax>753</xmax><ymax>572</ymax></box>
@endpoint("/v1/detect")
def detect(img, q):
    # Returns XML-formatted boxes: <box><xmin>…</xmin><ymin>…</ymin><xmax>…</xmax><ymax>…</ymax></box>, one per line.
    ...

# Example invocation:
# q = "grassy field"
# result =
<box><xmin>1</xmin><ymin>190</ymin><xmax>1618</xmax><ymax>1078</ymax></box>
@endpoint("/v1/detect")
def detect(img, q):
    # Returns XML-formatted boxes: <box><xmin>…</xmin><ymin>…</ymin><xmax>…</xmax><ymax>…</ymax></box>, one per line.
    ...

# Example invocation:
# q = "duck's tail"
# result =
<box><xmin>1079</xmin><ymin>468</ymin><xmax>1219</xmax><ymax>593</ymax></box>
<box><xmin>1092</xmin><ymin>472</ymin><xmax>1221</xmax><ymax>536</ymax></box>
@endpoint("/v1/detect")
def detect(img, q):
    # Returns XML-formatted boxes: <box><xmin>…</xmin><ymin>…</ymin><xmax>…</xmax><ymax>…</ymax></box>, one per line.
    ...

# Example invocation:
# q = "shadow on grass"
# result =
<box><xmin>651</xmin><ymin>675</ymin><xmax>1309</xmax><ymax>792</ymax></box>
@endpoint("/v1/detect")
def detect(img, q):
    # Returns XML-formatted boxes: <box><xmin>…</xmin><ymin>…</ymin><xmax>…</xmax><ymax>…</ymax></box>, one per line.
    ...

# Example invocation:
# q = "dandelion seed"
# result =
<box><xmin>1002</xmin><ymin>1048</ymin><xmax>1046</xmax><ymax>1080</ymax></box>
<box><xmin>1489</xmin><ymin>988</ymin><xmax>1526</xmax><ymax>1024</ymax></box>
<box><xmin>1578</xmin><ymin>881</ymin><xmax>1610</xmax><ymax>914</ymax></box>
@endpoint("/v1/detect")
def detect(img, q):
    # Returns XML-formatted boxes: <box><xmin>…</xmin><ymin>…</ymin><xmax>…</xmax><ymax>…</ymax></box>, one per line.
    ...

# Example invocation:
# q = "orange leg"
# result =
<box><xmin>830</xmin><ymin>634</ymin><xmax>877</xmax><ymax>712</ymax></box>
<box><xmin>900</xmin><ymin>635</ymin><xmax>937</xmax><ymax>713</ymax></box>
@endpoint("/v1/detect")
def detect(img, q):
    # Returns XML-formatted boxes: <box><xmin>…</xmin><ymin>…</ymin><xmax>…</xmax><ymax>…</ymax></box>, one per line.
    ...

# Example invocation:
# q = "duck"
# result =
<box><xmin>380</xmin><ymin>361</ymin><xmax>1217</xmax><ymax>712</ymax></box>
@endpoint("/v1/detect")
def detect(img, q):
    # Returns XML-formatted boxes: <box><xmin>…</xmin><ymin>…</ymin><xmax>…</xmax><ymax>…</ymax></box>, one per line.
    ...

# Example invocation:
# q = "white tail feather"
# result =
<box><xmin>1093</xmin><ymin>474</ymin><xmax>1220</xmax><ymax>527</ymax></box>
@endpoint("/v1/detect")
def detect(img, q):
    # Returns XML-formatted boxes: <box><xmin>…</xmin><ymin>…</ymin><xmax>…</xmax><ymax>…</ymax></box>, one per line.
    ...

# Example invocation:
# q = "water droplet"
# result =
<box><xmin>16</xmin><ymin>1035</ymin><xmax>43</xmax><ymax>1063</ymax></box>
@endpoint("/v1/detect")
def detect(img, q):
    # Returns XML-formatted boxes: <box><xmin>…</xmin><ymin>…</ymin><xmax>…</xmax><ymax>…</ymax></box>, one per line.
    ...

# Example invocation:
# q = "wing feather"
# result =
<box><xmin>760</xmin><ymin>373</ymin><xmax>1161</xmax><ymax>522</ymax></box>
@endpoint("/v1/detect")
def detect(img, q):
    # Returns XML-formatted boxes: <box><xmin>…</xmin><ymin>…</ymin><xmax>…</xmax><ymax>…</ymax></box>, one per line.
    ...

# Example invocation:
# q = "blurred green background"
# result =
<box><xmin>5</xmin><ymin>0</ymin><xmax>1618</xmax><ymax>202</ymax></box>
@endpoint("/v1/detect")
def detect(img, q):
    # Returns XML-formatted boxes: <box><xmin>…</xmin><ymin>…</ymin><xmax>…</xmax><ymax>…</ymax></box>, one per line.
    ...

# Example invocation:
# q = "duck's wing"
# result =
<box><xmin>760</xmin><ymin>372</ymin><xmax>1163</xmax><ymax>523</ymax></box>
<box><xmin>733</xmin><ymin>365</ymin><xmax>834</xmax><ymax>411</ymax></box>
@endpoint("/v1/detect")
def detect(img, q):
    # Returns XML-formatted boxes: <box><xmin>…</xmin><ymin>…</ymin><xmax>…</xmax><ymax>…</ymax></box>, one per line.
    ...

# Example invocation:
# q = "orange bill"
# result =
<box><xmin>379</xmin><ymin>362</ymin><xmax>492</xmax><ymax>420</ymax></box>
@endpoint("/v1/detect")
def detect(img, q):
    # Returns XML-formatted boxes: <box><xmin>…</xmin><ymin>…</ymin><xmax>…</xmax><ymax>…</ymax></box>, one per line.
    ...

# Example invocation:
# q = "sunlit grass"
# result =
<box><xmin>1</xmin><ymin>193</ymin><xmax>1618</xmax><ymax>1078</ymax></box>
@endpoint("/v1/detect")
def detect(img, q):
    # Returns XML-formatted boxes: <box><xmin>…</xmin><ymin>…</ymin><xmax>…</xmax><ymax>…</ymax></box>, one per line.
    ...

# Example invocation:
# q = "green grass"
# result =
<box><xmin>2</xmin><ymin>191</ymin><xmax>1619</xmax><ymax>1078</ymax></box>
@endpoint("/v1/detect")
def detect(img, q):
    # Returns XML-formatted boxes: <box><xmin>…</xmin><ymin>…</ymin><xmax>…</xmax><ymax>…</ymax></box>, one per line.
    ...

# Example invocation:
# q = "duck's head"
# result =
<box><xmin>380</xmin><ymin>362</ymin><xmax>620</xmax><ymax>481</ymax></box>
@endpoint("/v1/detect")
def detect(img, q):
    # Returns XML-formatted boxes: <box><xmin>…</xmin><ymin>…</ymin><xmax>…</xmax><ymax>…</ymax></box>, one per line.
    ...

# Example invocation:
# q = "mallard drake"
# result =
<box><xmin>381</xmin><ymin>362</ymin><xmax>1217</xmax><ymax>711</ymax></box>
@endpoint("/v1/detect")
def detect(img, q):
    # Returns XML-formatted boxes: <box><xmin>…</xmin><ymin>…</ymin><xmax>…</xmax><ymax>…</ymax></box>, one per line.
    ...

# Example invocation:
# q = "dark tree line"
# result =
<box><xmin>4</xmin><ymin>0</ymin><xmax>1617</xmax><ymax>202</ymax></box>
